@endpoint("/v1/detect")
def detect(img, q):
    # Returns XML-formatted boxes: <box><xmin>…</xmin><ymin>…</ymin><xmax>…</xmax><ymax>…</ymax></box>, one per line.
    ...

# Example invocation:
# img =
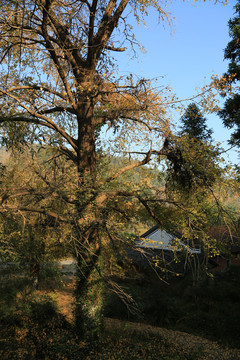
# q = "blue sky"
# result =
<box><xmin>115</xmin><ymin>0</ymin><xmax>239</xmax><ymax>164</ymax></box>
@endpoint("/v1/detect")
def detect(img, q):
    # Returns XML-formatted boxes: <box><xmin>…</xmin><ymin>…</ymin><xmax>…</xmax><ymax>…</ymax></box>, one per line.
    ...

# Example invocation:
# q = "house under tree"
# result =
<box><xmin>137</xmin><ymin>225</ymin><xmax>201</xmax><ymax>254</ymax></box>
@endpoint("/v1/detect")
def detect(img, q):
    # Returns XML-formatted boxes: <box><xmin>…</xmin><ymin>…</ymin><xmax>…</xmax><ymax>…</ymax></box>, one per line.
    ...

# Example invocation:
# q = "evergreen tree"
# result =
<box><xmin>219</xmin><ymin>1</ymin><xmax>240</xmax><ymax>145</ymax></box>
<box><xmin>179</xmin><ymin>103</ymin><xmax>213</xmax><ymax>141</ymax></box>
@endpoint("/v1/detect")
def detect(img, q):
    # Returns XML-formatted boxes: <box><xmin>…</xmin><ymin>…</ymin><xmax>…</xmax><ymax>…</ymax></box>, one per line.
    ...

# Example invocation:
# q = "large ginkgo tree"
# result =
<box><xmin>0</xmin><ymin>0</ymin><xmax>228</xmax><ymax>334</ymax></box>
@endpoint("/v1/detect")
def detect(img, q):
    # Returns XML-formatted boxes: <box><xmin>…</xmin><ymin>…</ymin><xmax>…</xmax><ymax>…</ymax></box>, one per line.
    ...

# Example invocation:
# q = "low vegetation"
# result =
<box><xmin>1</xmin><ymin>263</ymin><xmax>240</xmax><ymax>359</ymax></box>
<box><xmin>104</xmin><ymin>265</ymin><xmax>240</xmax><ymax>349</ymax></box>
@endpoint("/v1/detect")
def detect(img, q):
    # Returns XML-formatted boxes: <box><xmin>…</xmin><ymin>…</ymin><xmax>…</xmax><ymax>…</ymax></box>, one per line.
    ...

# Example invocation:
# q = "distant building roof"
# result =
<box><xmin>137</xmin><ymin>225</ymin><xmax>201</xmax><ymax>254</ymax></box>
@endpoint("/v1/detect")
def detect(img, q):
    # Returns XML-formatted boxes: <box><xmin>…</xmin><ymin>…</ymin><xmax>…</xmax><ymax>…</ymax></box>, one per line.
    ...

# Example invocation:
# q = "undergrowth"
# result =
<box><xmin>0</xmin><ymin>265</ymin><xmax>193</xmax><ymax>360</ymax></box>
<box><xmin>1</xmin><ymin>264</ymin><xmax>240</xmax><ymax>359</ymax></box>
<box><xmin>0</xmin><ymin>293</ymin><xmax>196</xmax><ymax>360</ymax></box>
<box><xmin>104</xmin><ymin>265</ymin><xmax>240</xmax><ymax>349</ymax></box>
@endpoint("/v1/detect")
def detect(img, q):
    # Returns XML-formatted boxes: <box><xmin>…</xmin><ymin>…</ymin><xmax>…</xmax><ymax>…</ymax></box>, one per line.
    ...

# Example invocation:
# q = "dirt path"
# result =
<box><xmin>54</xmin><ymin>275</ymin><xmax>76</xmax><ymax>323</ymax></box>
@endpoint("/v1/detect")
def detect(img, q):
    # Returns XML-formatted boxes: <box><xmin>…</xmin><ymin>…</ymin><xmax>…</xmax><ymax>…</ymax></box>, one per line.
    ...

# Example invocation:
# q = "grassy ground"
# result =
<box><xmin>0</xmin><ymin>316</ymin><xmax>202</xmax><ymax>360</ymax></box>
<box><xmin>1</xmin><ymin>302</ymin><xmax>239</xmax><ymax>360</ymax></box>
<box><xmin>0</xmin><ymin>281</ymin><xmax>197</xmax><ymax>360</ymax></box>
<box><xmin>1</xmin><ymin>264</ymin><xmax>240</xmax><ymax>359</ymax></box>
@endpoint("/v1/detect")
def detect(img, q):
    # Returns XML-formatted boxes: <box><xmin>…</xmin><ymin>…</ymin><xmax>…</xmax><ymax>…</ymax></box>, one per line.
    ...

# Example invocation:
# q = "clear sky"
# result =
<box><xmin>115</xmin><ymin>0</ymin><xmax>239</xmax><ymax>164</ymax></box>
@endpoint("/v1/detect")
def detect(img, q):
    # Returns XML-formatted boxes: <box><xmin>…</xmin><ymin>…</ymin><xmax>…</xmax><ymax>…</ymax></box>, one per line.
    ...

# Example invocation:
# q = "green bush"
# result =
<box><xmin>29</xmin><ymin>295</ymin><xmax>58</xmax><ymax>325</ymax></box>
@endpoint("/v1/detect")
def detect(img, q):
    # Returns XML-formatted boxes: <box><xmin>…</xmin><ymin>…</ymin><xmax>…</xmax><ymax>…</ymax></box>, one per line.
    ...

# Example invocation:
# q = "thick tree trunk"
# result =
<box><xmin>74</xmin><ymin>99</ymin><xmax>103</xmax><ymax>337</ymax></box>
<box><xmin>76</xmin><ymin>104</ymin><xmax>96</xmax><ymax>181</ymax></box>
<box><xmin>75</xmin><ymin>229</ymin><xmax>102</xmax><ymax>338</ymax></box>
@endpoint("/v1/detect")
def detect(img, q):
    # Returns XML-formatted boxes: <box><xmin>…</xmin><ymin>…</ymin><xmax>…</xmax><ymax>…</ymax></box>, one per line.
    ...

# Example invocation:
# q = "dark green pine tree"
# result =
<box><xmin>179</xmin><ymin>103</ymin><xmax>213</xmax><ymax>141</ymax></box>
<box><xmin>219</xmin><ymin>1</ymin><xmax>240</xmax><ymax>145</ymax></box>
